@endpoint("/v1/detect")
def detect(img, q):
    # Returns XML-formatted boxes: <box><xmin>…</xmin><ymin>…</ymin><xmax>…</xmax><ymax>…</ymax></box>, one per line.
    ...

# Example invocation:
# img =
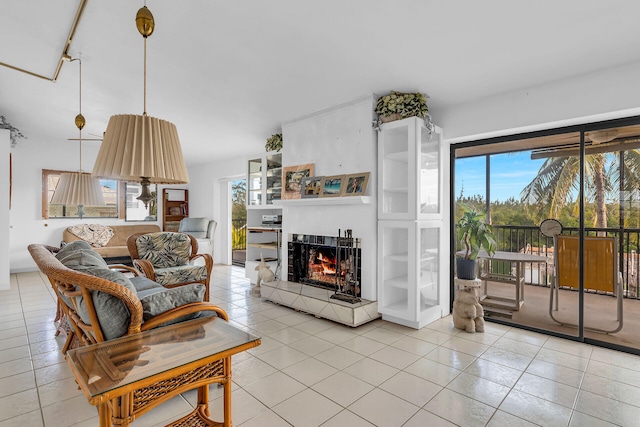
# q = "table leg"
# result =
<box><xmin>224</xmin><ymin>356</ymin><xmax>232</xmax><ymax>427</ymax></box>
<box><xmin>98</xmin><ymin>403</ymin><xmax>111</xmax><ymax>427</ymax></box>
<box><xmin>197</xmin><ymin>384</ymin><xmax>209</xmax><ymax>417</ymax></box>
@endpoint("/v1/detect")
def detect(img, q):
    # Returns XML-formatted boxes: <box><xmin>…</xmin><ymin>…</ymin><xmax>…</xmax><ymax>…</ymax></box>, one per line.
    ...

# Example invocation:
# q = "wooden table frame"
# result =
<box><xmin>66</xmin><ymin>317</ymin><xmax>261</xmax><ymax>427</ymax></box>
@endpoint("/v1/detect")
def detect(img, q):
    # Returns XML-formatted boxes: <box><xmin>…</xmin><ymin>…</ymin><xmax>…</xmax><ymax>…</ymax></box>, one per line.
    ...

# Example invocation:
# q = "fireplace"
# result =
<box><xmin>288</xmin><ymin>232</ymin><xmax>362</xmax><ymax>302</ymax></box>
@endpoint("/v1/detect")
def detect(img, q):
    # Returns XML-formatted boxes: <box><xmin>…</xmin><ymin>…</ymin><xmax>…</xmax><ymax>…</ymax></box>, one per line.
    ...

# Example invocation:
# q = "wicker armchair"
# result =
<box><xmin>28</xmin><ymin>243</ymin><xmax>227</xmax><ymax>353</ymax></box>
<box><xmin>127</xmin><ymin>232</ymin><xmax>213</xmax><ymax>301</ymax></box>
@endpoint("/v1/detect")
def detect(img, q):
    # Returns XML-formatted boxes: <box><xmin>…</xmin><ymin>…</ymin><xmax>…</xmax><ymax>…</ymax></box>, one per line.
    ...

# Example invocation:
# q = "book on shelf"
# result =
<box><xmin>165</xmin><ymin>221</ymin><xmax>180</xmax><ymax>232</ymax></box>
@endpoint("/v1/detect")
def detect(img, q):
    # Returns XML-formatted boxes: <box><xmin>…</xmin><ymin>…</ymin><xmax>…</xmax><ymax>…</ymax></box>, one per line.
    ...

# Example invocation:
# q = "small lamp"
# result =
<box><xmin>92</xmin><ymin>5</ymin><xmax>189</xmax><ymax>207</ymax></box>
<box><xmin>51</xmin><ymin>57</ymin><xmax>105</xmax><ymax>218</ymax></box>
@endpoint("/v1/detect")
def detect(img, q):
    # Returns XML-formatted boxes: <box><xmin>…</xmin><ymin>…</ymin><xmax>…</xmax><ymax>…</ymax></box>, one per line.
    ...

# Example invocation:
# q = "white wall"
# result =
<box><xmin>187</xmin><ymin>155</ymin><xmax>247</xmax><ymax>265</ymax></box>
<box><xmin>0</xmin><ymin>130</ymin><xmax>9</xmax><ymax>288</ymax></box>
<box><xmin>437</xmin><ymin>60</ymin><xmax>640</xmax><ymax>144</ymax></box>
<box><xmin>280</xmin><ymin>95</ymin><xmax>378</xmax><ymax>300</ymax></box>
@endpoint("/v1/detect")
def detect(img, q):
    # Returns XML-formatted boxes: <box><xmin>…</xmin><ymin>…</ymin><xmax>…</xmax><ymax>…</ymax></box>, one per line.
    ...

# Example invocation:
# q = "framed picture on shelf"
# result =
<box><xmin>169</xmin><ymin>206</ymin><xmax>183</xmax><ymax>216</ymax></box>
<box><xmin>282</xmin><ymin>163</ymin><xmax>314</xmax><ymax>200</ymax></box>
<box><xmin>300</xmin><ymin>176</ymin><xmax>322</xmax><ymax>198</ymax></box>
<box><xmin>320</xmin><ymin>175</ymin><xmax>345</xmax><ymax>197</ymax></box>
<box><xmin>343</xmin><ymin>172</ymin><xmax>370</xmax><ymax>196</ymax></box>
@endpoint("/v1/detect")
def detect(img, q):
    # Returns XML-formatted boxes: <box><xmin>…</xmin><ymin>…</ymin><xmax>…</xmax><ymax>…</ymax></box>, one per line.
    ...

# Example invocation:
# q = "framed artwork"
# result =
<box><xmin>300</xmin><ymin>176</ymin><xmax>322</xmax><ymax>198</ymax></box>
<box><xmin>282</xmin><ymin>163</ymin><xmax>314</xmax><ymax>199</ymax></box>
<box><xmin>343</xmin><ymin>172</ymin><xmax>370</xmax><ymax>196</ymax></box>
<box><xmin>320</xmin><ymin>175</ymin><xmax>345</xmax><ymax>197</ymax></box>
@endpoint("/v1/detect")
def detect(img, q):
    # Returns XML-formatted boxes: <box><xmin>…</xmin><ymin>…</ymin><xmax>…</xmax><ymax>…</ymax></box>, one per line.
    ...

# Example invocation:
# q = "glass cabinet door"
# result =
<box><xmin>248</xmin><ymin>158</ymin><xmax>262</xmax><ymax>206</ymax></box>
<box><xmin>419</xmin><ymin>127</ymin><xmax>440</xmax><ymax>215</ymax></box>
<box><xmin>379</xmin><ymin>117</ymin><xmax>442</xmax><ymax>220</ymax></box>
<box><xmin>379</xmin><ymin>124</ymin><xmax>411</xmax><ymax>218</ymax></box>
<box><xmin>265</xmin><ymin>153</ymin><xmax>282</xmax><ymax>204</ymax></box>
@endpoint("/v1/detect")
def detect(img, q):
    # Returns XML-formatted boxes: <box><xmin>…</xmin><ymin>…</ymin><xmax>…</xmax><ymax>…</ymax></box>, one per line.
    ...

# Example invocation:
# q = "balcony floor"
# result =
<box><xmin>481</xmin><ymin>280</ymin><xmax>640</xmax><ymax>350</ymax></box>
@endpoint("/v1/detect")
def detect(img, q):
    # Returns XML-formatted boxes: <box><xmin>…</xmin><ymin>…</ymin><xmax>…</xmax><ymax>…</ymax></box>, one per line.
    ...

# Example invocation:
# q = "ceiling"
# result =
<box><xmin>3</xmin><ymin>0</ymin><xmax>640</xmax><ymax>166</ymax></box>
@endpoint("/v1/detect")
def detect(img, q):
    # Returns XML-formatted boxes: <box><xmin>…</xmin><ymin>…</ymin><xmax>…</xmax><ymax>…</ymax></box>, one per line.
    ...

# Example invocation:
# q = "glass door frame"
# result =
<box><xmin>450</xmin><ymin>114</ymin><xmax>640</xmax><ymax>355</ymax></box>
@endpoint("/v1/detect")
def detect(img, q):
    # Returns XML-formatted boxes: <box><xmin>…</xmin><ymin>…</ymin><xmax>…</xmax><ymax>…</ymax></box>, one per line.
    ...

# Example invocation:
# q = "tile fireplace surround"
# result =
<box><xmin>260</xmin><ymin>280</ymin><xmax>380</xmax><ymax>327</ymax></box>
<box><xmin>261</xmin><ymin>232</ymin><xmax>380</xmax><ymax>327</ymax></box>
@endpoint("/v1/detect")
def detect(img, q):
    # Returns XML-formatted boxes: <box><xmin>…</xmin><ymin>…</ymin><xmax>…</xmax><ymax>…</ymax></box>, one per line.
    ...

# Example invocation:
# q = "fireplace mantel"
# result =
<box><xmin>273</xmin><ymin>196</ymin><xmax>371</xmax><ymax>206</ymax></box>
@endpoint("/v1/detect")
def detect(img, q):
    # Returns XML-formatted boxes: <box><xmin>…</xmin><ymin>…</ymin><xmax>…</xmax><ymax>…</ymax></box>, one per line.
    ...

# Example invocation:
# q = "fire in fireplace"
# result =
<box><xmin>288</xmin><ymin>232</ymin><xmax>362</xmax><ymax>302</ymax></box>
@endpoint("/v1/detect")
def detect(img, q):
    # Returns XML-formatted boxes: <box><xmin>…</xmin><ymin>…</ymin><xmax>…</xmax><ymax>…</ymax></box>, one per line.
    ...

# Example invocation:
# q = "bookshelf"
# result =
<box><xmin>162</xmin><ymin>189</ymin><xmax>188</xmax><ymax>232</ymax></box>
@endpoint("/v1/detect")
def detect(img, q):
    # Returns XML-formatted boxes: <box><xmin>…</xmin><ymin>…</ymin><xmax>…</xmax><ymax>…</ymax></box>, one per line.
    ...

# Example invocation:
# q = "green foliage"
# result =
<box><xmin>265</xmin><ymin>133</ymin><xmax>283</xmax><ymax>152</ymax></box>
<box><xmin>456</xmin><ymin>204</ymin><xmax>497</xmax><ymax>260</ymax></box>
<box><xmin>375</xmin><ymin>91</ymin><xmax>428</xmax><ymax>119</ymax></box>
<box><xmin>231</xmin><ymin>180</ymin><xmax>247</xmax><ymax>222</ymax></box>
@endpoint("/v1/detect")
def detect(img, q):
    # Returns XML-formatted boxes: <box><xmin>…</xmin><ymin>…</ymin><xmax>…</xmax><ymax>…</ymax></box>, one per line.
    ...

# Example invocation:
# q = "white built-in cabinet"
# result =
<box><xmin>245</xmin><ymin>152</ymin><xmax>283</xmax><ymax>284</ymax></box>
<box><xmin>377</xmin><ymin>117</ymin><xmax>448</xmax><ymax>328</ymax></box>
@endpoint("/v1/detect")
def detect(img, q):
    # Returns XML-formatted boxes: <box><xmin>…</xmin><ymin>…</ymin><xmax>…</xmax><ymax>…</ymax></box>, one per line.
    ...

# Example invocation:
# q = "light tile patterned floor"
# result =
<box><xmin>2</xmin><ymin>266</ymin><xmax>640</xmax><ymax>426</ymax></box>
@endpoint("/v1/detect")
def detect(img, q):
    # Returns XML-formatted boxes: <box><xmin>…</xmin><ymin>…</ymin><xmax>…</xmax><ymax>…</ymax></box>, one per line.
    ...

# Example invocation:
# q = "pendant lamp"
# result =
<box><xmin>50</xmin><ymin>57</ymin><xmax>105</xmax><ymax>219</ymax></box>
<box><xmin>92</xmin><ymin>5</ymin><xmax>189</xmax><ymax>207</ymax></box>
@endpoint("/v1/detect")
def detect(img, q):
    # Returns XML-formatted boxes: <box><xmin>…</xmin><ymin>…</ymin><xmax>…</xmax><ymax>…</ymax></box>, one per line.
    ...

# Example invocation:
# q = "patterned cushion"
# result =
<box><xmin>153</xmin><ymin>265</ymin><xmax>208</xmax><ymax>287</ymax></box>
<box><xmin>136</xmin><ymin>232</ymin><xmax>191</xmax><ymax>268</ymax></box>
<box><xmin>67</xmin><ymin>224</ymin><xmax>114</xmax><ymax>247</ymax></box>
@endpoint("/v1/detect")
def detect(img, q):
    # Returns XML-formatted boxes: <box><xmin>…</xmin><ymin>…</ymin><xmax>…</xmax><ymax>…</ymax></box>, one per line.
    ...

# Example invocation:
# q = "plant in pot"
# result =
<box><xmin>375</xmin><ymin>91</ymin><xmax>429</xmax><ymax>123</ymax></box>
<box><xmin>265</xmin><ymin>133</ymin><xmax>283</xmax><ymax>152</ymax></box>
<box><xmin>456</xmin><ymin>204</ymin><xmax>497</xmax><ymax>280</ymax></box>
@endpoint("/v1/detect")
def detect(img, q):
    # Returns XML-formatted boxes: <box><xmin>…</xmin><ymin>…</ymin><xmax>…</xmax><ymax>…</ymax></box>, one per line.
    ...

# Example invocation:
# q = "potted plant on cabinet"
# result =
<box><xmin>375</xmin><ymin>91</ymin><xmax>429</xmax><ymax>123</ymax></box>
<box><xmin>265</xmin><ymin>133</ymin><xmax>283</xmax><ymax>152</ymax></box>
<box><xmin>456</xmin><ymin>204</ymin><xmax>497</xmax><ymax>279</ymax></box>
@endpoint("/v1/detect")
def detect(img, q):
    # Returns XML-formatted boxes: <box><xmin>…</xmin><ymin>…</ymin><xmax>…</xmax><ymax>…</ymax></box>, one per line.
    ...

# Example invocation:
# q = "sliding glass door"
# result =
<box><xmin>452</xmin><ymin>118</ymin><xmax>640</xmax><ymax>353</ymax></box>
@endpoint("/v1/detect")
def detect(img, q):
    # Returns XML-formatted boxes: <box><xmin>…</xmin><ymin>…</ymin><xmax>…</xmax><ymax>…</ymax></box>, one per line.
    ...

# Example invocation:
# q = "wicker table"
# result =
<box><xmin>66</xmin><ymin>316</ymin><xmax>261</xmax><ymax>427</ymax></box>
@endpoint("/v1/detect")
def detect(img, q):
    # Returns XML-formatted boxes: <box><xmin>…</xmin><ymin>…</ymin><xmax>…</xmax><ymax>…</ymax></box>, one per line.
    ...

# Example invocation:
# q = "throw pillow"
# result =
<box><xmin>77</xmin><ymin>267</ymin><xmax>138</xmax><ymax>341</ymax></box>
<box><xmin>56</xmin><ymin>241</ymin><xmax>107</xmax><ymax>271</ymax></box>
<box><xmin>139</xmin><ymin>283</ymin><xmax>205</xmax><ymax>324</ymax></box>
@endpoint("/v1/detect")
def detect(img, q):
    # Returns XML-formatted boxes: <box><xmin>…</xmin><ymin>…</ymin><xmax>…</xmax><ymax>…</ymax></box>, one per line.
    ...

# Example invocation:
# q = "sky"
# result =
<box><xmin>455</xmin><ymin>151</ymin><xmax>545</xmax><ymax>202</ymax></box>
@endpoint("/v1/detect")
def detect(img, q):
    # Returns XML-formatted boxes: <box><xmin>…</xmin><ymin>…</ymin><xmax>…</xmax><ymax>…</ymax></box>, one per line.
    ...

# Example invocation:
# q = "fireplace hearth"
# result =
<box><xmin>288</xmin><ymin>231</ymin><xmax>362</xmax><ymax>303</ymax></box>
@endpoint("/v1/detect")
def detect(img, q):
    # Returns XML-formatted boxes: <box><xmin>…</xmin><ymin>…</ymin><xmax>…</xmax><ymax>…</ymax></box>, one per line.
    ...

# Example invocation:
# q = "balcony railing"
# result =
<box><xmin>488</xmin><ymin>225</ymin><xmax>640</xmax><ymax>299</ymax></box>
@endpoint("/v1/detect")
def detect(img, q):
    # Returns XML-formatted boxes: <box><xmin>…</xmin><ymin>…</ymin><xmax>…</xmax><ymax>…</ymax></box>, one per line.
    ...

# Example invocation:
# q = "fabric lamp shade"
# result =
<box><xmin>50</xmin><ymin>172</ymin><xmax>105</xmax><ymax>206</ymax></box>
<box><xmin>92</xmin><ymin>114</ymin><xmax>189</xmax><ymax>184</ymax></box>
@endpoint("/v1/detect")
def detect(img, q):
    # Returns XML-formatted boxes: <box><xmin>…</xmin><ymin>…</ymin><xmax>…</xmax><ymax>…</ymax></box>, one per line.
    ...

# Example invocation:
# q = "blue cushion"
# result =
<box><xmin>55</xmin><ymin>241</ymin><xmax>107</xmax><ymax>270</ymax></box>
<box><xmin>130</xmin><ymin>276</ymin><xmax>164</xmax><ymax>292</ymax></box>
<box><xmin>140</xmin><ymin>283</ymin><xmax>205</xmax><ymax>324</ymax></box>
<box><xmin>78</xmin><ymin>267</ymin><xmax>138</xmax><ymax>340</ymax></box>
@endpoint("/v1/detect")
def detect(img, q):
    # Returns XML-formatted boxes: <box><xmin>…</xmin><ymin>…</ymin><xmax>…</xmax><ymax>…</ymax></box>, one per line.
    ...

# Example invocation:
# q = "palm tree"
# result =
<box><xmin>521</xmin><ymin>153</ymin><xmax>611</xmax><ymax>228</ymax></box>
<box><xmin>521</xmin><ymin>148</ymin><xmax>640</xmax><ymax>229</ymax></box>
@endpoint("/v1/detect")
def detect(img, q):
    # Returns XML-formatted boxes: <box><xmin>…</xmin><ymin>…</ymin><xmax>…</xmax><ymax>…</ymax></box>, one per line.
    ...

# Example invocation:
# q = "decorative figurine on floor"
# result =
<box><xmin>452</xmin><ymin>281</ymin><xmax>485</xmax><ymax>333</ymax></box>
<box><xmin>251</xmin><ymin>253</ymin><xmax>275</xmax><ymax>296</ymax></box>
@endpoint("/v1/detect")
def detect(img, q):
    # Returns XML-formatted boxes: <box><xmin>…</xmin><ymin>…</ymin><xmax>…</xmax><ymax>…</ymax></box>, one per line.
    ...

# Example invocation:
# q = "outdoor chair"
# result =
<box><xmin>127</xmin><ymin>232</ymin><xmax>213</xmax><ymax>301</ymax></box>
<box><xmin>550</xmin><ymin>235</ymin><xmax>623</xmax><ymax>333</ymax></box>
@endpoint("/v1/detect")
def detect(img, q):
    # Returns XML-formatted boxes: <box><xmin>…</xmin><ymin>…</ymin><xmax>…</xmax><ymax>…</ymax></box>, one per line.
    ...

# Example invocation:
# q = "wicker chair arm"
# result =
<box><xmin>140</xmin><ymin>303</ymin><xmax>229</xmax><ymax>331</ymax></box>
<box><xmin>189</xmin><ymin>253</ymin><xmax>213</xmax><ymax>273</ymax></box>
<box><xmin>108</xmin><ymin>264</ymin><xmax>141</xmax><ymax>276</ymax></box>
<box><xmin>132</xmin><ymin>259</ymin><xmax>156</xmax><ymax>280</ymax></box>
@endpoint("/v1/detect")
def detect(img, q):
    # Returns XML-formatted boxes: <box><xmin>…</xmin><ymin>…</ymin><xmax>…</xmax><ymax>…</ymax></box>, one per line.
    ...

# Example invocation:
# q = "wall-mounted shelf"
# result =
<box><xmin>273</xmin><ymin>196</ymin><xmax>371</xmax><ymax>206</ymax></box>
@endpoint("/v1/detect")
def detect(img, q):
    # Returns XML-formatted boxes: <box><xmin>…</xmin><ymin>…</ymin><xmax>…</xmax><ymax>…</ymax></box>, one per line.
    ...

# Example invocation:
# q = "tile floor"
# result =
<box><xmin>2</xmin><ymin>266</ymin><xmax>640</xmax><ymax>426</ymax></box>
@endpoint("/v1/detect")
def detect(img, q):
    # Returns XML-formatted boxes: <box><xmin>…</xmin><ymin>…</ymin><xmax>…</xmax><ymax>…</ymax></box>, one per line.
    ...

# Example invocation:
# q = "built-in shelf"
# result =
<box><xmin>273</xmin><ymin>196</ymin><xmax>371</xmax><ymax>206</ymax></box>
